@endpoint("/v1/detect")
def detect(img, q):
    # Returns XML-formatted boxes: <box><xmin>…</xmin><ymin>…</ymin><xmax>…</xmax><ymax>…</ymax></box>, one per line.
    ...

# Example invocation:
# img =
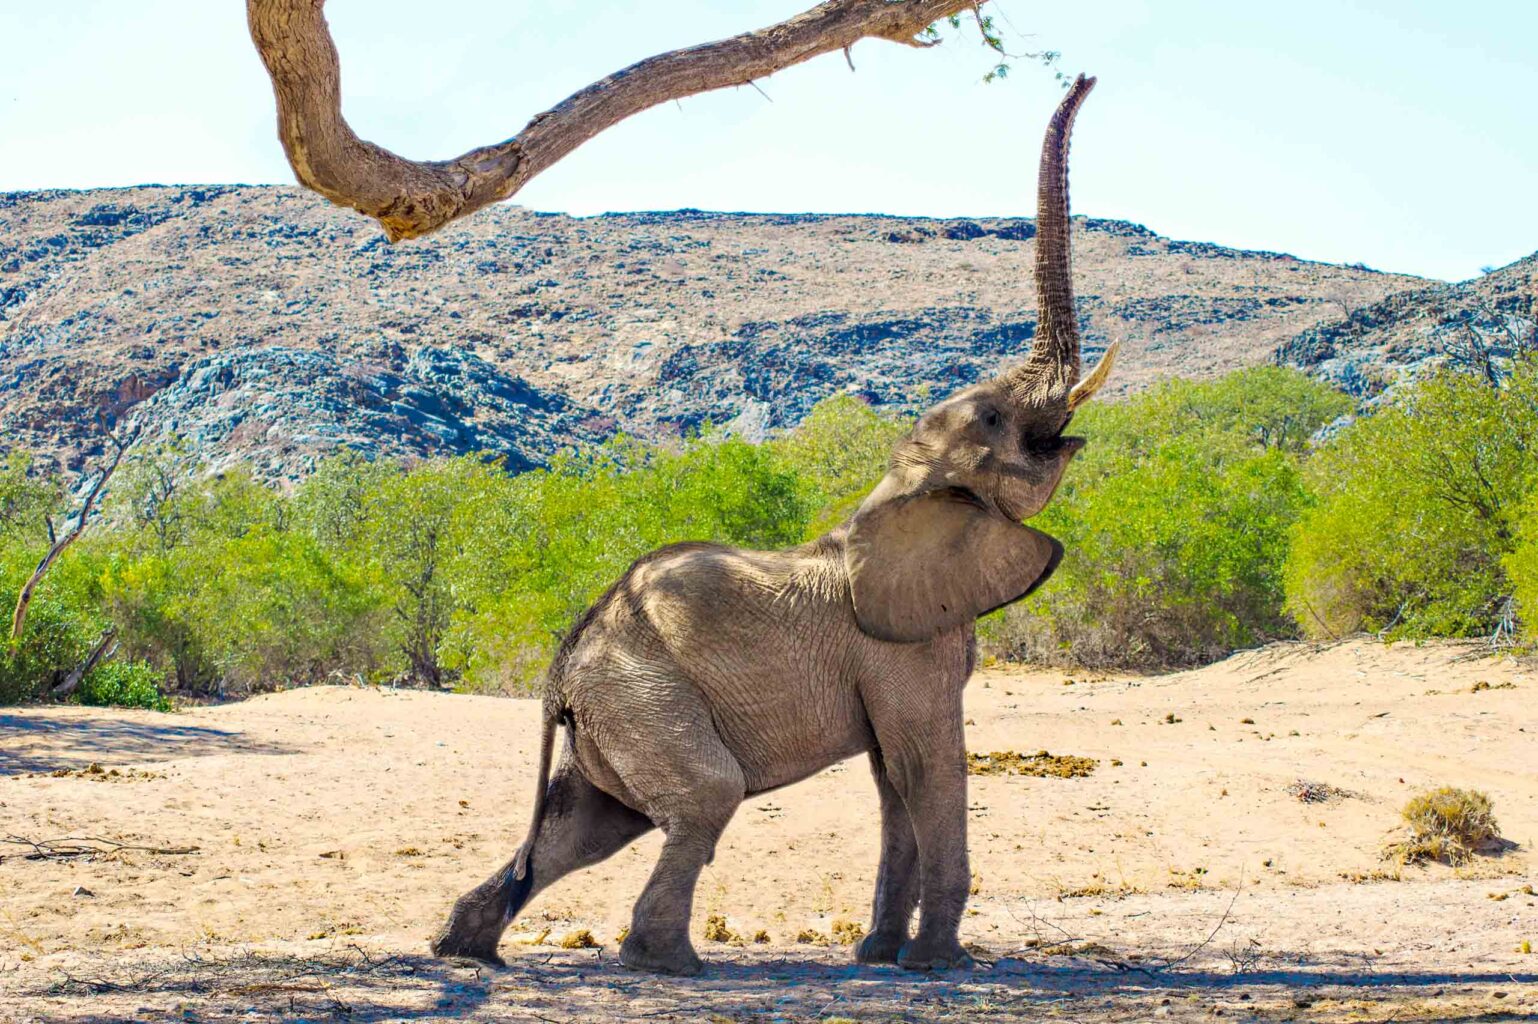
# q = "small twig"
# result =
<box><xmin>1151</xmin><ymin>873</ymin><xmax>1246</xmax><ymax>972</ymax></box>
<box><xmin>1</xmin><ymin>834</ymin><xmax>200</xmax><ymax>863</ymax></box>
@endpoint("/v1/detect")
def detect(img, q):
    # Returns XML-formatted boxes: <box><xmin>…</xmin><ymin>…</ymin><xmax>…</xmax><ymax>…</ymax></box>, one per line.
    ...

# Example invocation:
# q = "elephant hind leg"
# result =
<box><xmin>856</xmin><ymin>749</ymin><xmax>921</xmax><ymax>964</ymax></box>
<box><xmin>604</xmin><ymin>709</ymin><xmax>746</xmax><ymax>976</ymax></box>
<box><xmin>431</xmin><ymin>759</ymin><xmax>652</xmax><ymax>963</ymax></box>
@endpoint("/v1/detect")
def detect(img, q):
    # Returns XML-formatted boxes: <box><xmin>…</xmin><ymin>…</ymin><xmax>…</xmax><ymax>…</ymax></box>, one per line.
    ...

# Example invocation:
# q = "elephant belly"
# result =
<box><xmin>636</xmin><ymin>547</ymin><xmax>878</xmax><ymax>794</ymax></box>
<box><xmin>702</xmin><ymin>654</ymin><xmax>876</xmax><ymax>796</ymax></box>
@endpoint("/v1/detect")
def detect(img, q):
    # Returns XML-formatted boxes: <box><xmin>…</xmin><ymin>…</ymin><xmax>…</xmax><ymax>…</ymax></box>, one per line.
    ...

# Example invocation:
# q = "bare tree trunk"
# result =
<box><xmin>247</xmin><ymin>0</ymin><xmax>980</xmax><ymax>241</ymax></box>
<box><xmin>11</xmin><ymin>431</ymin><xmax>131</xmax><ymax>641</ymax></box>
<box><xmin>50</xmin><ymin>627</ymin><xmax>118</xmax><ymax>701</ymax></box>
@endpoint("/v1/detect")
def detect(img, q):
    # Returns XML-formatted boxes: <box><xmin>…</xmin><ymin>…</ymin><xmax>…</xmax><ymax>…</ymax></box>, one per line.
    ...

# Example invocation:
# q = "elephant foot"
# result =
<box><xmin>430</xmin><ymin>896</ymin><xmax>508</xmax><ymax>966</ymax></box>
<box><xmin>619</xmin><ymin>930</ymin><xmax>703</xmax><ymax>976</ymax></box>
<box><xmin>855</xmin><ymin>929</ymin><xmax>906</xmax><ymax>965</ymax></box>
<box><xmin>429</xmin><ymin>931</ymin><xmax>506</xmax><ymax>967</ymax></box>
<box><xmin>897</xmin><ymin>937</ymin><xmax>975</xmax><ymax>972</ymax></box>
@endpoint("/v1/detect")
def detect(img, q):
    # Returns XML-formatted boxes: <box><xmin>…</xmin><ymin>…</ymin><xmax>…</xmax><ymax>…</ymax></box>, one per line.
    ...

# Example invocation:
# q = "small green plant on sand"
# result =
<box><xmin>1382</xmin><ymin>787</ymin><xmax>1504</xmax><ymax>866</ymax></box>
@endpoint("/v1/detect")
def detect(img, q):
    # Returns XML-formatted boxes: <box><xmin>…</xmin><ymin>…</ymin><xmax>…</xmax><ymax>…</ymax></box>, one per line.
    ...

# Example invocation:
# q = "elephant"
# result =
<box><xmin>431</xmin><ymin>74</ymin><xmax>1115</xmax><ymax>976</ymax></box>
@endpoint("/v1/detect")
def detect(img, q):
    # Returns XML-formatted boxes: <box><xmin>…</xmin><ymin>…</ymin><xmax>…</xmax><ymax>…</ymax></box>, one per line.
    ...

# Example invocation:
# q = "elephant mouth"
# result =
<box><xmin>1026</xmin><ymin>432</ymin><xmax>1085</xmax><ymax>458</ymax></box>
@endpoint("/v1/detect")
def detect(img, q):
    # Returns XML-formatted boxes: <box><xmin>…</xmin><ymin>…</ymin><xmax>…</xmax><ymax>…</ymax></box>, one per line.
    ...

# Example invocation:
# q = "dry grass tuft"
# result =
<box><xmin>966</xmin><ymin>750</ymin><xmax>1097</xmax><ymax>779</ymax></box>
<box><xmin>702</xmin><ymin>913</ymin><xmax>740</xmax><ymax>944</ymax></box>
<box><xmin>829</xmin><ymin>918</ymin><xmax>865</xmax><ymax>945</ymax></box>
<box><xmin>1056</xmin><ymin>881</ymin><xmax>1145</xmax><ymax>900</ymax></box>
<box><xmin>557</xmin><ymin>929</ymin><xmax>599</xmax><ymax>949</ymax></box>
<box><xmin>795</xmin><ymin>928</ymin><xmax>830</xmax><ymax>946</ymax></box>
<box><xmin>1382</xmin><ymin>787</ymin><xmax>1505</xmax><ymax>866</ymax></box>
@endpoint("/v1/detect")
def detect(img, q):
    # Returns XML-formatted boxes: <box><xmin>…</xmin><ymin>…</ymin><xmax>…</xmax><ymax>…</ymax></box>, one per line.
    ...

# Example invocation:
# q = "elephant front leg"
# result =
<box><xmin>881</xmin><ymin>724</ymin><xmax>974</xmax><ymax>972</ymax></box>
<box><xmin>856</xmin><ymin>750</ymin><xmax>920</xmax><ymax>964</ymax></box>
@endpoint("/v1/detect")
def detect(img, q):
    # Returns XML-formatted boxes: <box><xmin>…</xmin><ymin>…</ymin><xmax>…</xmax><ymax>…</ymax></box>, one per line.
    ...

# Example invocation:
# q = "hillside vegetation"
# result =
<box><xmin>4</xmin><ymin>359</ymin><xmax>1535</xmax><ymax>705</ymax></box>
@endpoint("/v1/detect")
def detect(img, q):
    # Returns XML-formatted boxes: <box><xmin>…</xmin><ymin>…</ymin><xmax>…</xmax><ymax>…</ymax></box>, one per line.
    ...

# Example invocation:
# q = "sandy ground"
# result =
<box><xmin>1</xmin><ymin>637</ymin><xmax>1534</xmax><ymax>1023</ymax></box>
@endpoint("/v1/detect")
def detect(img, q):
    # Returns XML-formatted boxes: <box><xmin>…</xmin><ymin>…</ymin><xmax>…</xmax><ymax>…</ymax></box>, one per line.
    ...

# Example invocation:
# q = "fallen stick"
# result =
<box><xmin>0</xmin><ymin>834</ymin><xmax>200</xmax><ymax>863</ymax></box>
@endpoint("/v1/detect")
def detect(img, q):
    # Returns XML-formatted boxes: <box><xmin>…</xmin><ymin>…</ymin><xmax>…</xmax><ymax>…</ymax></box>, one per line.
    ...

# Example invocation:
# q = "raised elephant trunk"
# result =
<box><xmin>1007</xmin><ymin>73</ymin><xmax>1115</xmax><ymax>410</ymax></box>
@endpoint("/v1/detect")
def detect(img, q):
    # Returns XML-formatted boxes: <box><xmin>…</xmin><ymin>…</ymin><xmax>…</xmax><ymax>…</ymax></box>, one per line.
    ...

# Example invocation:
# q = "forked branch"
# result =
<box><xmin>247</xmin><ymin>0</ymin><xmax>985</xmax><ymax>241</ymax></box>
<box><xmin>10</xmin><ymin>426</ymin><xmax>135</xmax><ymax>642</ymax></box>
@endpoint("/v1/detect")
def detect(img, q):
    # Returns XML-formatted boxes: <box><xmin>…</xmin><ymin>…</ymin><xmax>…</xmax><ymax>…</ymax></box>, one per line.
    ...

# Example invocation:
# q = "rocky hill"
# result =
<box><xmin>1274</xmin><ymin>252</ymin><xmax>1537</xmax><ymax>398</ymax></box>
<box><xmin>1</xmin><ymin>186</ymin><xmax>1427</xmax><ymax>479</ymax></box>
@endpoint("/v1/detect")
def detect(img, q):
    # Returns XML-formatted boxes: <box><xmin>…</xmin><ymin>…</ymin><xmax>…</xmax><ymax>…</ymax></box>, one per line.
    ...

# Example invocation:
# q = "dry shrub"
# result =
<box><xmin>557</xmin><ymin>929</ymin><xmax>599</xmax><ymax>949</ymax></box>
<box><xmin>967</xmin><ymin>750</ymin><xmax>1096</xmax><ymax>778</ymax></box>
<box><xmin>702</xmin><ymin>913</ymin><xmax>740</xmax><ymax>944</ymax></box>
<box><xmin>1286</xmin><ymin>779</ymin><xmax>1352</xmax><ymax>803</ymax></box>
<box><xmin>829</xmin><ymin>918</ymin><xmax>865</xmax><ymax>944</ymax></box>
<box><xmin>1382</xmin><ymin>787</ymin><xmax>1504</xmax><ymax>866</ymax></box>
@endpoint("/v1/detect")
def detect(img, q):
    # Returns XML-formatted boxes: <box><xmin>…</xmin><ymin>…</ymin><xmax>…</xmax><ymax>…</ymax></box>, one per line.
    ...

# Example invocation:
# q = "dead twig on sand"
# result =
<box><xmin>1147</xmin><ymin>874</ymin><xmax>1246</xmax><ymax>973</ymax></box>
<box><xmin>0</xmin><ymin>834</ymin><xmax>200</xmax><ymax>864</ymax></box>
<box><xmin>44</xmin><ymin>945</ymin><xmax>412</xmax><ymax>998</ymax></box>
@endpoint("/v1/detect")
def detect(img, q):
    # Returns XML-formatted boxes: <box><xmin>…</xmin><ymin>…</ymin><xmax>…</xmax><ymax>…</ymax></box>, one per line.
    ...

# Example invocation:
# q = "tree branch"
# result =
<box><xmin>11</xmin><ymin>428</ymin><xmax>135</xmax><ymax>642</ymax></box>
<box><xmin>247</xmin><ymin>0</ymin><xmax>984</xmax><ymax>241</ymax></box>
<box><xmin>51</xmin><ymin>627</ymin><xmax>118</xmax><ymax>701</ymax></box>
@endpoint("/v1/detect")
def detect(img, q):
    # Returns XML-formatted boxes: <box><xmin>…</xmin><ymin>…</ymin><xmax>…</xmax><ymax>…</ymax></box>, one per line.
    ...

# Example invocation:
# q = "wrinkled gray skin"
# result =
<box><xmin>431</xmin><ymin>75</ymin><xmax>1112</xmax><ymax>976</ymax></box>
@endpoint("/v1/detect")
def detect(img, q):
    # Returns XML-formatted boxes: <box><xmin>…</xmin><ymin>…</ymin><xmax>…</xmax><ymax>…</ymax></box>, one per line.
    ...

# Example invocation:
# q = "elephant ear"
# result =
<box><xmin>844</xmin><ymin>487</ymin><xmax>1063</xmax><ymax>643</ymax></box>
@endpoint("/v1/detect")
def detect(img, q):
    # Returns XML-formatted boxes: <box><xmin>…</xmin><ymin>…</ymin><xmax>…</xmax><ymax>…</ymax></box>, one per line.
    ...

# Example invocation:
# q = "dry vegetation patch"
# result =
<box><xmin>966</xmin><ymin>750</ymin><xmax>1097</xmax><ymax>778</ymax></box>
<box><xmin>1285</xmin><ymin>778</ymin><xmax>1355</xmax><ymax>803</ymax></box>
<box><xmin>1382</xmin><ymin>787</ymin><xmax>1508</xmax><ymax>866</ymax></box>
<box><xmin>25</xmin><ymin>763</ymin><xmax>164</xmax><ymax>782</ymax></box>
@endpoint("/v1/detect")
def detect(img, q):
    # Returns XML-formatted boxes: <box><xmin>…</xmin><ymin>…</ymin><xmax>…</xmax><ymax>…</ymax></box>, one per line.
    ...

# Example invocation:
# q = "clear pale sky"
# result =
<box><xmin>2</xmin><ymin>1</ymin><xmax>1532</xmax><ymax>282</ymax></box>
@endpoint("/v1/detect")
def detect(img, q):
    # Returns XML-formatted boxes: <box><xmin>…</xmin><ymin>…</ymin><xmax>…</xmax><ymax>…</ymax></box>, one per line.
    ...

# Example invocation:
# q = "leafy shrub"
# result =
<box><xmin>987</xmin><ymin>368</ymin><xmax>1349</xmax><ymax>668</ymax></box>
<box><xmin>1382</xmin><ymin>787</ymin><xmax>1503</xmax><ymax>866</ymax></box>
<box><xmin>1504</xmin><ymin>490</ymin><xmax>1538</xmax><ymax>643</ymax></box>
<box><xmin>1285</xmin><ymin>358</ymin><xmax>1538</xmax><ymax>639</ymax></box>
<box><xmin>76</xmin><ymin>660</ymin><xmax>171</xmax><ymax>712</ymax></box>
<box><xmin>0</xmin><ymin>543</ymin><xmax>111</xmax><ymax>704</ymax></box>
<box><xmin>0</xmin><ymin>450</ymin><xmax>62</xmax><ymax>541</ymax></box>
<box><xmin>452</xmin><ymin>433</ymin><xmax>819</xmax><ymax>692</ymax></box>
<box><xmin>772</xmin><ymin>394</ymin><xmax>909</xmax><ymax>538</ymax></box>
<box><xmin>177</xmin><ymin>527</ymin><xmax>391</xmax><ymax>692</ymax></box>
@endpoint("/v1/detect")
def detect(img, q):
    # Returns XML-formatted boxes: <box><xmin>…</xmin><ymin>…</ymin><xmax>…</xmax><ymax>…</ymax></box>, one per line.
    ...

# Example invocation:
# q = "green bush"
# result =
<box><xmin>772</xmin><ymin>395</ymin><xmax>909</xmax><ymax>538</ymax></box>
<box><xmin>22</xmin><ymin>363</ymin><xmax>1536</xmax><ymax>698</ymax></box>
<box><xmin>453</xmin><ymin>432</ymin><xmax>820</xmax><ymax>693</ymax></box>
<box><xmin>178</xmin><ymin>527</ymin><xmax>391</xmax><ymax>692</ymax></box>
<box><xmin>76</xmin><ymin>659</ymin><xmax>171</xmax><ymax>712</ymax></box>
<box><xmin>986</xmin><ymin>368</ymin><xmax>1350</xmax><ymax>668</ymax></box>
<box><xmin>1502</xmin><ymin>490</ymin><xmax>1538</xmax><ymax>643</ymax></box>
<box><xmin>1285</xmin><ymin>358</ymin><xmax>1538</xmax><ymax>639</ymax></box>
<box><xmin>0</xmin><ymin>543</ymin><xmax>112</xmax><ymax>704</ymax></box>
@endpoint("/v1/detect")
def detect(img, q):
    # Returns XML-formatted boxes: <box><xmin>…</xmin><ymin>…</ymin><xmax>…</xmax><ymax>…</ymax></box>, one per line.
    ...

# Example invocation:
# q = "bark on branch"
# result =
<box><xmin>50</xmin><ymin>627</ymin><xmax>118</xmax><ymax>701</ymax></box>
<box><xmin>248</xmin><ymin>0</ymin><xmax>983</xmax><ymax>241</ymax></box>
<box><xmin>11</xmin><ymin>430</ymin><xmax>132</xmax><ymax>642</ymax></box>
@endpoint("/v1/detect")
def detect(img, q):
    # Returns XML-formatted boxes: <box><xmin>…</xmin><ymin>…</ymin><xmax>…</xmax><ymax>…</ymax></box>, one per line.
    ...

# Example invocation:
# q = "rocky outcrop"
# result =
<box><xmin>131</xmin><ymin>345</ymin><xmax>601</xmax><ymax>480</ymax></box>
<box><xmin>1274</xmin><ymin>253</ymin><xmax>1537</xmax><ymax>399</ymax></box>
<box><xmin>0</xmin><ymin>185</ymin><xmax>1428</xmax><ymax>476</ymax></box>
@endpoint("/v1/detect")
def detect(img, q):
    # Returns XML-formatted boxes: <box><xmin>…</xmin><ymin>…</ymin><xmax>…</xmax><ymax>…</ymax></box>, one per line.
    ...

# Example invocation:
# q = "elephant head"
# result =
<box><xmin>846</xmin><ymin>74</ymin><xmax>1117</xmax><ymax>643</ymax></box>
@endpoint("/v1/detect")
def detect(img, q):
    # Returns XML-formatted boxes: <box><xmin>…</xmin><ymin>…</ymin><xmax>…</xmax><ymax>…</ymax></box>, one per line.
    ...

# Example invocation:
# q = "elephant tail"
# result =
<box><xmin>511</xmin><ymin>696</ymin><xmax>563</xmax><ymax>881</ymax></box>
